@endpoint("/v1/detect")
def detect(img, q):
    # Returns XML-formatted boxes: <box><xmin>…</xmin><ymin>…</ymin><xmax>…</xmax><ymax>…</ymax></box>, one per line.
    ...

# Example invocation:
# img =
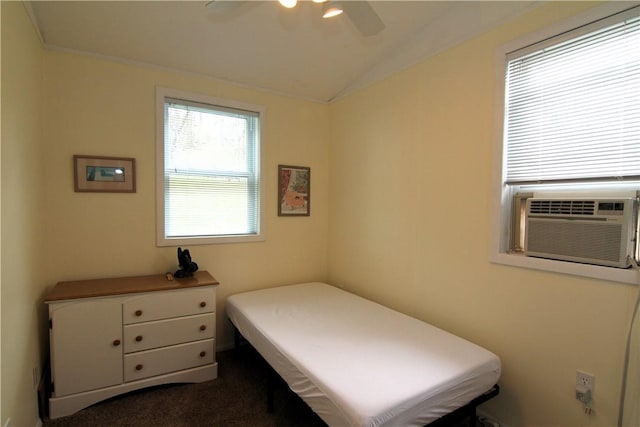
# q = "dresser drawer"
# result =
<box><xmin>124</xmin><ymin>339</ymin><xmax>215</xmax><ymax>382</ymax></box>
<box><xmin>123</xmin><ymin>287</ymin><xmax>215</xmax><ymax>324</ymax></box>
<box><xmin>123</xmin><ymin>313</ymin><xmax>215</xmax><ymax>353</ymax></box>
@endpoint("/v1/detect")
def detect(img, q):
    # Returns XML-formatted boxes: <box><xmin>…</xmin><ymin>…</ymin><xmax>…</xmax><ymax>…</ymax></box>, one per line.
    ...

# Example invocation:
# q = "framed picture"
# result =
<box><xmin>278</xmin><ymin>165</ymin><xmax>310</xmax><ymax>216</ymax></box>
<box><xmin>74</xmin><ymin>155</ymin><xmax>136</xmax><ymax>193</ymax></box>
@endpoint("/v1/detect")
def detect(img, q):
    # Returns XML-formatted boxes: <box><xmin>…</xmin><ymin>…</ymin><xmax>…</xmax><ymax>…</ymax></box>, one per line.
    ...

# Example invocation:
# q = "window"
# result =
<box><xmin>156</xmin><ymin>88</ymin><xmax>265</xmax><ymax>246</ymax></box>
<box><xmin>492</xmin><ymin>5</ymin><xmax>640</xmax><ymax>282</ymax></box>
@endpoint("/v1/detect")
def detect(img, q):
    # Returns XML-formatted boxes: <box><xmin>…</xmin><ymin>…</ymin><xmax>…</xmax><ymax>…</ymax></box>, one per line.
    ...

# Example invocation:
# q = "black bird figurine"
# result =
<box><xmin>174</xmin><ymin>247</ymin><xmax>199</xmax><ymax>278</ymax></box>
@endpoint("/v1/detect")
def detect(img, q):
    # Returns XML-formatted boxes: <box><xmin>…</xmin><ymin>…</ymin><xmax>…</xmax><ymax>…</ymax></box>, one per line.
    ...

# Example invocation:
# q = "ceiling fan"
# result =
<box><xmin>206</xmin><ymin>0</ymin><xmax>385</xmax><ymax>37</ymax></box>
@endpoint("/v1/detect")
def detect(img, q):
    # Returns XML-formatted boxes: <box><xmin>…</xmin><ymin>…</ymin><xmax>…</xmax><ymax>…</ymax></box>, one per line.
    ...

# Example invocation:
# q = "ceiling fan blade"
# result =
<box><xmin>205</xmin><ymin>1</ymin><xmax>247</xmax><ymax>14</ymax></box>
<box><xmin>342</xmin><ymin>1</ymin><xmax>385</xmax><ymax>37</ymax></box>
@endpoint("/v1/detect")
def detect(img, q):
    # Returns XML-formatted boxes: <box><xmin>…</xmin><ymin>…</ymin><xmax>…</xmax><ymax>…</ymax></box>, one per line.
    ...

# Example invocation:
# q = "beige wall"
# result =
<box><xmin>328</xmin><ymin>2</ymin><xmax>636</xmax><ymax>426</ymax></box>
<box><xmin>1</xmin><ymin>0</ymin><xmax>3</xmax><ymax>418</ymax></box>
<box><xmin>41</xmin><ymin>51</ymin><xmax>331</xmax><ymax>347</ymax></box>
<box><xmin>1</xmin><ymin>2</ymin><xmax>47</xmax><ymax>426</ymax></box>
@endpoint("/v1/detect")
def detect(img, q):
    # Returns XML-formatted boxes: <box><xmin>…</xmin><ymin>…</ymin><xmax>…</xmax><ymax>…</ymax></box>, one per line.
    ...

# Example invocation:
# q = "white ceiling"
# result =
<box><xmin>27</xmin><ymin>1</ymin><xmax>538</xmax><ymax>103</ymax></box>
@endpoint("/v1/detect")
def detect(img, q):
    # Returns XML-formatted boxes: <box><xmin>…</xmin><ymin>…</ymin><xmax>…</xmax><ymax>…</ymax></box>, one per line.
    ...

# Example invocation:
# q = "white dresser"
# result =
<box><xmin>45</xmin><ymin>271</ymin><xmax>219</xmax><ymax>419</ymax></box>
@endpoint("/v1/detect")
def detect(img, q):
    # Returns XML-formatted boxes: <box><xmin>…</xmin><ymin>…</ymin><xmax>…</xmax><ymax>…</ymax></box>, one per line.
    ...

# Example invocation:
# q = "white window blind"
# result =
<box><xmin>163</xmin><ymin>97</ymin><xmax>260</xmax><ymax>239</ymax></box>
<box><xmin>504</xmin><ymin>7</ymin><xmax>640</xmax><ymax>185</ymax></box>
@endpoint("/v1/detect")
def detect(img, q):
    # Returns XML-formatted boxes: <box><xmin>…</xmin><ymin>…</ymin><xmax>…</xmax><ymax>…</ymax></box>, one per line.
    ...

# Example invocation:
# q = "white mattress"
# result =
<box><xmin>226</xmin><ymin>282</ymin><xmax>501</xmax><ymax>427</ymax></box>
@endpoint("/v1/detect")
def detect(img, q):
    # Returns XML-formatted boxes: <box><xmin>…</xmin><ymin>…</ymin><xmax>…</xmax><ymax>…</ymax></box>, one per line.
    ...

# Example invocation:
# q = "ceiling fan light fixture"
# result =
<box><xmin>278</xmin><ymin>0</ymin><xmax>297</xmax><ymax>9</ymax></box>
<box><xmin>312</xmin><ymin>0</ymin><xmax>326</xmax><ymax>3</ymax></box>
<box><xmin>322</xmin><ymin>2</ymin><xmax>343</xmax><ymax>18</ymax></box>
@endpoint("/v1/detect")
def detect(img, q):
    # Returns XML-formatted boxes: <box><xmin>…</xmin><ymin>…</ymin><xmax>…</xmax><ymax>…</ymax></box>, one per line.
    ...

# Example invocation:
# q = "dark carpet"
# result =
<box><xmin>43</xmin><ymin>346</ymin><xmax>326</xmax><ymax>427</ymax></box>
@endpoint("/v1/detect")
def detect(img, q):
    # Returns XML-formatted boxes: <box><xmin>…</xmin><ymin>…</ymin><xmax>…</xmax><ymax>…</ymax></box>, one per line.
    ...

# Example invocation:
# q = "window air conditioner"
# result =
<box><xmin>524</xmin><ymin>197</ymin><xmax>638</xmax><ymax>268</ymax></box>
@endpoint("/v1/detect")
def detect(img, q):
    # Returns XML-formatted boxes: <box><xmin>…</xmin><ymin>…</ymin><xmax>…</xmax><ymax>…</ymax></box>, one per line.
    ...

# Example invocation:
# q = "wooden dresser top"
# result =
<box><xmin>45</xmin><ymin>270</ymin><xmax>219</xmax><ymax>302</ymax></box>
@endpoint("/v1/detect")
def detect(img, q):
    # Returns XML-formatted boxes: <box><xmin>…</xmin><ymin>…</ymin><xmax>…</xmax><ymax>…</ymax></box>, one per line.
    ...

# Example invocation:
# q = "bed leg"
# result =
<box><xmin>267</xmin><ymin>366</ymin><xmax>276</xmax><ymax>413</ymax></box>
<box><xmin>230</xmin><ymin>322</ymin><xmax>276</xmax><ymax>413</ymax></box>
<box><xmin>234</xmin><ymin>327</ymin><xmax>241</xmax><ymax>350</ymax></box>
<box><xmin>467</xmin><ymin>407</ymin><xmax>477</xmax><ymax>427</ymax></box>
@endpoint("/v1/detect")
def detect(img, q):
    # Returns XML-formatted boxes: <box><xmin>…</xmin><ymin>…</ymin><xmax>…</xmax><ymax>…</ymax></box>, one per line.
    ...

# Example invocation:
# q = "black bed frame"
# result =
<box><xmin>233</xmin><ymin>326</ymin><xmax>499</xmax><ymax>427</ymax></box>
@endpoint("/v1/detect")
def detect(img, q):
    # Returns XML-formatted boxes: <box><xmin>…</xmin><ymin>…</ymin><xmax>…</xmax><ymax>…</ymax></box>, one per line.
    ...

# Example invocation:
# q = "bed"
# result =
<box><xmin>226</xmin><ymin>282</ymin><xmax>501</xmax><ymax>426</ymax></box>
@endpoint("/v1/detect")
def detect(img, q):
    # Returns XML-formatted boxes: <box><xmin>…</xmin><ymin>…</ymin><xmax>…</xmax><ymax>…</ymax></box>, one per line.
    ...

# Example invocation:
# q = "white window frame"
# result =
<box><xmin>156</xmin><ymin>87</ymin><xmax>266</xmax><ymax>246</ymax></box>
<box><xmin>490</xmin><ymin>3</ymin><xmax>640</xmax><ymax>285</ymax></box>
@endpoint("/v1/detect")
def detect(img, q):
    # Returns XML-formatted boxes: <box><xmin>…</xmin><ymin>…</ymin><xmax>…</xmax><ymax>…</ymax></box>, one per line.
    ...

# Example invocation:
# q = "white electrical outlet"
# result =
<box><xmin>576</xmin><ymin>370</ymin><xmax>595</xmax><ymax>404</ymax></box>
<box><xmin>577</xmin><ymin>370</ymin><xmax>595</xmax><ymax>390</ymax></box>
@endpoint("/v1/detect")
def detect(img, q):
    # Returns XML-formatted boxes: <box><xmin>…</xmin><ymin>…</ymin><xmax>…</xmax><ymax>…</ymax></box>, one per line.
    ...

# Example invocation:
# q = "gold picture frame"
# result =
<box><xmin>74</xmin><ymin>155</ymin><xmax>136</xmax><ymax>193</ymax></box>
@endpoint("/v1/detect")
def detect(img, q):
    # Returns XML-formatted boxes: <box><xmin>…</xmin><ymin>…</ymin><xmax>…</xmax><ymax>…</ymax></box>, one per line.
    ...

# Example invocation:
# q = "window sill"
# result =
<box><xmin>157</xmin><ymin>234</ymin><xmax>265</xmax><ymax>247</ymax></box>
<box><xmin>491</xmin><ymin>252</ymin><xmax>639</xmax><ymax>285</ymax></box>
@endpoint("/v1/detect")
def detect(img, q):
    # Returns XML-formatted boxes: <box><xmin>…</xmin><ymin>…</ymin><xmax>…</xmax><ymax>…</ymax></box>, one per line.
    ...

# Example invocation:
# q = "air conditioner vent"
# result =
<box><xmin>529</xmin><ymin>199</ymin><xmax>595</xmax><ymax>216</ymax></box>
<box><xmin>524</xmin><ymin>197</ymin><xmax>637</xmax><ymax>268</ymax></box>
